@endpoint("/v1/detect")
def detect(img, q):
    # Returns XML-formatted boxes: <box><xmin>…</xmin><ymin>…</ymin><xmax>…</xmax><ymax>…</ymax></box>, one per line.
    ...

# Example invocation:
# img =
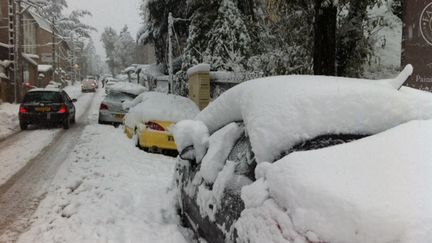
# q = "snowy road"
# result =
<box><xmin>0</xmin><ymin>90</ymin><xmax>98</xmax><ymax>242</ymax></box>
<box><xmin>0</xmin><ymin>87</ymin><xmax>188</xmax><ymax>243</ymax></box>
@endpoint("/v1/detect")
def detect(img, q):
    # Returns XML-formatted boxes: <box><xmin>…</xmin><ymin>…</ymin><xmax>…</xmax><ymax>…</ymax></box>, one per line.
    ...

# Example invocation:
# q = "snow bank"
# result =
<box><xmin>109</xmin><ymin>82</ymin><xmax>147</xmax><ymax>96</ymax></box>
<box><xmin>124</xmin><ymin>92</ymin><xmax>200</xmax><ymax>130</ymax></box>
<box><xmin>236</xmin><ymin>120</ymin><xmax>432</xmax><ymax>243</ymax></box>
<box><xmin>194</xmin><ymin>71</ymin><xmax>432</xmax><ymax>163</ymax></box>
<box><xmin>17</xmin><ymin>125</ymin><xmax>188</xmax><ymax>243</ymax></box>
<box><xmin>0</xmin><ymin>103</ymin><xmax>19</xmax><ymax>140</ymax></box>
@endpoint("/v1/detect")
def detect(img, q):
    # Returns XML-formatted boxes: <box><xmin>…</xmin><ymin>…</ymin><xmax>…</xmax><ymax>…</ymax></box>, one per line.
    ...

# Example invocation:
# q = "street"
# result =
<box><xmin>0</xmin><ymin>87</ymin><xmax>188</xmax><ymax>243</ymax></box>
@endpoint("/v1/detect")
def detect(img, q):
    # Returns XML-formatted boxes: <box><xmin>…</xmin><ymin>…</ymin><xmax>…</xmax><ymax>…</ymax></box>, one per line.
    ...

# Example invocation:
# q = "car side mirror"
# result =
<box><xmin>72</xmin><ymin>99</ymin><xmax>77</xmax><ymax>103</ymax></box>
<box><xmin>180</xmin><ymin>145</ymin><xmax>196</xmax><ymax>162</ymax></box>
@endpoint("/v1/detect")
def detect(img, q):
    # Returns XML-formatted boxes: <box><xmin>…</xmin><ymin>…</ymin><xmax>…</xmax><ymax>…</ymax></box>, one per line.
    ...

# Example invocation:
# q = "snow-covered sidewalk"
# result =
<box><xmin>0</xmin><ymin>102</ymin><xmax>19</xmax><ymax>140</ymax></box>
<box><xmin>17</xmin><ymin>124</ymin><xmax>188</xmax><ymax>243</ymax></box>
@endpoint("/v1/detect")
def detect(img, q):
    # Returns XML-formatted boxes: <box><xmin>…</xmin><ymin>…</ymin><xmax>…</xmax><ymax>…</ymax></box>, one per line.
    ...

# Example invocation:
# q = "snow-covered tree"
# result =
<box><xmin>203</xmin><ymin>0</ymin><xmax>251</xmax><ymax>72</ymax></box>
<box><xmin>113</xmin><ymin>26</ymin><xmax>137</xmax><ymax>72</ymax></box>
<box><xmin>101</xmin><ymin>27</ymin><xmax>119</xmax><ymax>76</ymax></box>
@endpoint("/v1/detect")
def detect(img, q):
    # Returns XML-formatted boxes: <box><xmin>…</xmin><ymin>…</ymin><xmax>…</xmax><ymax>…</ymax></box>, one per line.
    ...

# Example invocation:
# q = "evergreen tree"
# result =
<box><xmin>204</xmin><ymin>0</ymin><xmax>251</xmax><ymax>72</ymax></box>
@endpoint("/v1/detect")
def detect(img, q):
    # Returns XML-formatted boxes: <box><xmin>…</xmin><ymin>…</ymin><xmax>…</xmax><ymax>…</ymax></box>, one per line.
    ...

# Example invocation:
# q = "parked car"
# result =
<box><xmin>172</xmin><ymin>65</ymin><xmax>432</xmax><ymax>243</ymax></box>
<box><xmin>46</xmin><ymin>80</ymin><xmax>63</xmax><ymax>89</ymax></box>
<box><xmin>81</xmin><ymin>79</ymin><xmax>96</xmax><ymax>92</ymax></box>
<box><xmin>123</xmin><ymin>92</ymin><xmax>199</xmax><ymax>155</ymax></box>
<box><xmin>98</xmin><ymin>82</ymin><xmax>147</xmax><ymax>127</ymax></box>
<box><xmin>105</xmin><ymin>78</ymin><xmax>120</xmax><ymax>94</ymax></box>
<box><xmin>19</xmin><ymin>88</ymin><xmax>77</xmax><ymax>130</ymax></box>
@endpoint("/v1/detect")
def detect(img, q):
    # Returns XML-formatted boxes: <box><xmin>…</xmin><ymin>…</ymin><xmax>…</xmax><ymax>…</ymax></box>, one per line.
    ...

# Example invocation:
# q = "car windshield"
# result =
<box><xmin>23</xmin><ymin>91</ymin><xmax>63</xmax><ymax>103</ymax></box>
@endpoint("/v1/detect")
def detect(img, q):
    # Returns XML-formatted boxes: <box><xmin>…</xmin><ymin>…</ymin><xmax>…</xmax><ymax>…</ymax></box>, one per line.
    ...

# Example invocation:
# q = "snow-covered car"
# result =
<box><xmin>45</xmin><ymin>80</ymin><xmax>63</xmax><ymax>89</ymax></box>
<box><xmin>123</xmin><ymin>92</ymin><xmax>199</xmax><ymax>154</ymax></box>
<box><xmin>172</xmin><ymin>65</ymin><xmax>432</xmax><ymax>243</ymax></box>
<box><xmin>105</xmin><ymin>78</ymin><xmax>120</xmax><ymax>94</ymax></box>
<box><xmin>98</xmin><ymin>82</ymin><xmax>147</xmax><ymax>127</ymax></box>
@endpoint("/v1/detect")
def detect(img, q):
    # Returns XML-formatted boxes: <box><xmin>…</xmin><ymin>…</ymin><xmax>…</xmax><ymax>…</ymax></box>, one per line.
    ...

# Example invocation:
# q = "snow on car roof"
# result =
<box><xmin>193</xmin><ymin>65</ymin><xmax>432</xmax><ymax>163</ymax></box>
<box><xmin>237</xmin><ymin>120</ymin><xmax>432</xmax><ymax>243</ymax></box>
<box><xmin>124</xmin><ymin>92</ymin><xmax>200</xmax><ymax>128</ymax></box>
<box><xmin>28</xmin><ymin>87</ymin><xmax>62</xmax><ymax>92</ymax></box>
<box><xmin>108</xmin><ymin>82</ymin><xmax>147</xmax><ymax>96</ymax></box>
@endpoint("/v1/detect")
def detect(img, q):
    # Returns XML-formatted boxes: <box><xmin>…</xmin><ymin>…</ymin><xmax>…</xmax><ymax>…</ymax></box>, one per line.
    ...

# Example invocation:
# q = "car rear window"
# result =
<box><xmin>23</xmin><ymin>91</ymin><xmax>63</xmax><ymax>103</ymax></box>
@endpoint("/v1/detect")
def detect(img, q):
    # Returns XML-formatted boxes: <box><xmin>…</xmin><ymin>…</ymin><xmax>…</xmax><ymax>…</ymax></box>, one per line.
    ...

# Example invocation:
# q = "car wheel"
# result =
<box><xmin>20</xmin><ymin>121</ymin><xmax>28</xmax><ymax>130</ymax></box>
<box><xmin>71</xmin><ymin>113</ymin><xmax>76</xmax><ymax>124</ymax></box>
<box><xmin>63</xmin><ymin>118</ymin><xmax>70</xmax><ymax>129</ymax></box>
<box><xmin>113</xmin><ymin>123</ymin><xmax>119</xmax><ymax>128</ymax></box>
<box><xmin>135</xmin><ymin>134</ymin><xmax>141</xmax><ymax>149</ymax></box>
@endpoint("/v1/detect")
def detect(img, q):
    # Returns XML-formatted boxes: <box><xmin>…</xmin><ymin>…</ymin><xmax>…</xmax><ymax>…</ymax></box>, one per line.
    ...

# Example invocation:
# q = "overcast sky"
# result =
<box><xmin>67</xmin><ymin>0</ymin><xmax>142</xmax><ymax>57</ymax></box>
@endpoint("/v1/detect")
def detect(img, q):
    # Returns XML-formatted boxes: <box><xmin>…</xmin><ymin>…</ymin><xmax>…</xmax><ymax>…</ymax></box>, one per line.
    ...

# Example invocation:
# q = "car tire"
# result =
<box><xmin>20</xmin><ymin>121</ymin><xmax>28</xmax><ymax>130</ymax></box>
<box><xmin>63</xmin><ymin>118</ymin><xmax>70</xmax><ymax>129</ymax></box>
<box><xmin>71</xmin><ymin>113</ymin><xmax>76</xmax><ymax>124</ymax></box>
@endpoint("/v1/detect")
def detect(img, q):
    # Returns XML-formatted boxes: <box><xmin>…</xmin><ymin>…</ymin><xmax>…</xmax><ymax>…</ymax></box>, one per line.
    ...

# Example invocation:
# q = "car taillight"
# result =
<box><xmin>58</xmin><ymin>105</ymin><xmax>68</xmax><ymax>113</ymax></box>
<box><xmin>100</xmin><ymin>103</ymin><xmax>108</xmax><ymax>110</ymax></box>
<box><xmin>145</xmin><ymin>121</ymin><xmax>165</xmax><ymax>131</ymax></box>
<box><xmin>19</xmin><ymin>105</ymin><xmax>28</xmax><ymax>113</ymax></box>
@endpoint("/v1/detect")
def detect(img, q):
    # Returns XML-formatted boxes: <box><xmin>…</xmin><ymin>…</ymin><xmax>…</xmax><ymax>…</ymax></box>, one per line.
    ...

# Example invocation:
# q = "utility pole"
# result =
<box><xmin>168</xmin><ymin>12</ymin><xmax>174</xmax><ymax>94</ymax></box>
<box><xmin>13</xmin><ymin>0</ymin><xmax>23</xmax><ymax>103</ymax></box>
<box><xmin>51</xmin><ymin>17</ymin><xmax>56</xmax><ymax>81</ymax></box>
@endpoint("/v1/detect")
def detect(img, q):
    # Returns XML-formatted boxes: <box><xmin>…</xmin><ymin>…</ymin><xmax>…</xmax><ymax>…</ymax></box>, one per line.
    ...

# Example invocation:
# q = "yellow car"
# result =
<box><xmin>126</xmin><ymin>120</ymin><xmax>177</xmax><ymax>152</ymax></box>
<box><xmin>123</xmin><ymin>92</ymin><xmax>200</xmax><ymax>155</ymax></box>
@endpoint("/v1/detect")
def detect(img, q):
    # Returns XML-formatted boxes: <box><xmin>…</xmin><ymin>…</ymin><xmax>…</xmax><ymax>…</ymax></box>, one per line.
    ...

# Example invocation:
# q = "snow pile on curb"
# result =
<box><xmin>237</xmin><ymin>120</ymin><xmax>432</xmax><ymax>243</ymax></box>
<box><xmin>0</xmin><ymin>103</ymin><xmax>19</xmax><ymax>140</ymax></box>
<box><xmin>17</xmin><ymin>125</ymin><xmax>188</xmax><ymax>243</ymax></box>
<box><xmin>194</xmin><ymin>69</ymin><xmax>432</xmax><ymax>162</ymax></box>
<box><xmin>124</xmin><ymin>92</ymin><xmax>199</xmax><ymax>129</ymax></box>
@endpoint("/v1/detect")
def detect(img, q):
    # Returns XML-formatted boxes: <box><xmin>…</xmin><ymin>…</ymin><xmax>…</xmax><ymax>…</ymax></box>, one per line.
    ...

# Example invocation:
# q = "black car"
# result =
<box><xmin>19</xmin><ymin>88</ymin><xmax>77</xmax><ymax>130</ymax></box>
<box><xmin>175</xmin><ymin>129</ymin><xmax>365</xmax><ymax>243</ymax></box>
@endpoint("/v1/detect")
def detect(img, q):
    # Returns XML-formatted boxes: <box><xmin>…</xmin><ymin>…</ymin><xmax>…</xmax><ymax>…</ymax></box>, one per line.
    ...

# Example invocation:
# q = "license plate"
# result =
<box><xmin>168</xmin><ymin>135</ymin><xmax>174</xmax><ymax>141</ymax></box>
<box><xmin>35</xmin><ymin>107</ymin><xmax>51</xmax><ymax>112</ymax></box>
<box><xmin>115</xmin><ymin>114</ymin><xmax>124</xmax><ymax>119</ymax></box>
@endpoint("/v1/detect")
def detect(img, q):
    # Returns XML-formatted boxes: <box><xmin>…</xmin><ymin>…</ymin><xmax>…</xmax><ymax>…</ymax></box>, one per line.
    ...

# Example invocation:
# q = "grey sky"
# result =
<box><xmin>67</xmin><ymin>0</ymin><xmax>142</xmax><ymax>57</ymax></box>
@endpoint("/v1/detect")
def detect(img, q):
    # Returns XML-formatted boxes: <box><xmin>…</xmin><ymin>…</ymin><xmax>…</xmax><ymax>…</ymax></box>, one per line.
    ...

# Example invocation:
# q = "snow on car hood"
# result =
<box><xmin>124</xmin><ymin>92</ymin><xmax>200</xmax><ymax>129</ymax></box>
<box><xmin>194</xmin><ymin>66</ymin><xmax>432</xmax><ymax>163</ymax></box>
<box><xmin>236</xmin><ymin>120</ymin><xmax>432</xmax><ymax>243</ymax></box>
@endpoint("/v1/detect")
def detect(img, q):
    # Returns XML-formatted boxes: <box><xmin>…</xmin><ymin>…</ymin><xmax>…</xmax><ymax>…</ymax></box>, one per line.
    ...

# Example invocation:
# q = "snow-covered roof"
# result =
<box><xmin>108</xmin><ymin>82</ymin><xmax>147</xmax><ymax>96</ymax></box>
<box><xmin>29</xmin><ymin>11</ymin><xmax>52</xmax><ymax>33</ymax></box>
<box><xmin>187</xmin><ymin>63</ymin><xmax>210</xmax><ymax>77</ymax></box>
<box><xmin>22</xmin><ymin>53</ymin><xmax>38</xmax><ymax>66</ymax></box>
<box><xmin>0</xmin><ymin>60</ymin><xmax>13</xmax><ymax>68</ymax></box>
<box><xmin>238</xmin><ymin>120</ymin><xmax>432</xmax><ymax>243</ymax></box>
<box><xmin>38</xmin><ymin>65</ymin><xmax>53</xmax><ymax>72</ymax></box>
<box><xmin>176</xmin><ymin>65</ymin><xmax>432</xmax><ymax>163</ymax></box>
<box><xmin>28</xmin><ymin>87</ymin><xmax>61</xmax><ymax>92</ymax></box>
<box><xmin>124</xmin><ymin>92</ymin><xmax>200</xmax><ymax>128</ymax></box>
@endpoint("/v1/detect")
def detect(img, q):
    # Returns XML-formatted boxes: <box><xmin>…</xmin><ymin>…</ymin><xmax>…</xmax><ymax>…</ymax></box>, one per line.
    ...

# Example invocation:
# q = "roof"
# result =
<box><xmin>29</xmin><ymin>11</ymin><xmax>53</xmax><ymax>33</ymax></box>
<box><xmin>22</xmin><ymin>53</ymin><xmax>38</xmax><ymax>66</ymax></box>
<box><xmin>38</xmin><ymin>65</ymin><xmax>53</xmax><ymax>72</ymax></box>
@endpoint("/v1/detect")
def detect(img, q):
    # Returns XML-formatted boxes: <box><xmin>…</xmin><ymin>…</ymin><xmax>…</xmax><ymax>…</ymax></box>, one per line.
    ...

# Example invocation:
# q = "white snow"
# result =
<box><xmin>237</xmin><ymin>120</ymin><xmax>432</xmax><ymax>243</ymax></box>
<box><xmin>124</xmin><ymin>92</ymin><xmax>199</xmax><ymax>129</ymax></box>
<box><xmin>17</xmin><ymin>124</ymin><xmax>188</xmax><ymax>243</ymax></box>
<box><xmin>187</xmin><ymin>63</ymin><xmax>210</xmax><ymax>77</ymax></box>
<box><xmin>0</xmin><ymin>103</ymin><xmax>19</xmax><ymax>140</ymax></box>
<box><xmin>193</xmin><ymin>71</ymin><xmax>432</xmax><ymax>163</ymax></box>
<box><xmin>200</xmin><ymin>122</ymin><xmax>243</xmax><ymax>183</ymax></box>
<box><xmin>38</xmin><ymin>65</ymin><xmax>52</xmax><ymax>72</ymax></box>
<box><xmin>108</xmin><ymin>82</ymin><xmax>147</xmax><ymax>96</ymax></box>
<box><xmin>172</xmin><ymin>120</ymin><xmax>209</xmax><ymax>163</ymax></box>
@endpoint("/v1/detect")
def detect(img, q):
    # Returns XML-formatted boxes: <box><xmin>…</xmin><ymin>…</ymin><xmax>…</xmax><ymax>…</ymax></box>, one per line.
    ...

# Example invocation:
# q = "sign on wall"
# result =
<box><xmin>402</xmin><ymin>0</ymin><xmax>432</xmax><ymax>91</ymax></box>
